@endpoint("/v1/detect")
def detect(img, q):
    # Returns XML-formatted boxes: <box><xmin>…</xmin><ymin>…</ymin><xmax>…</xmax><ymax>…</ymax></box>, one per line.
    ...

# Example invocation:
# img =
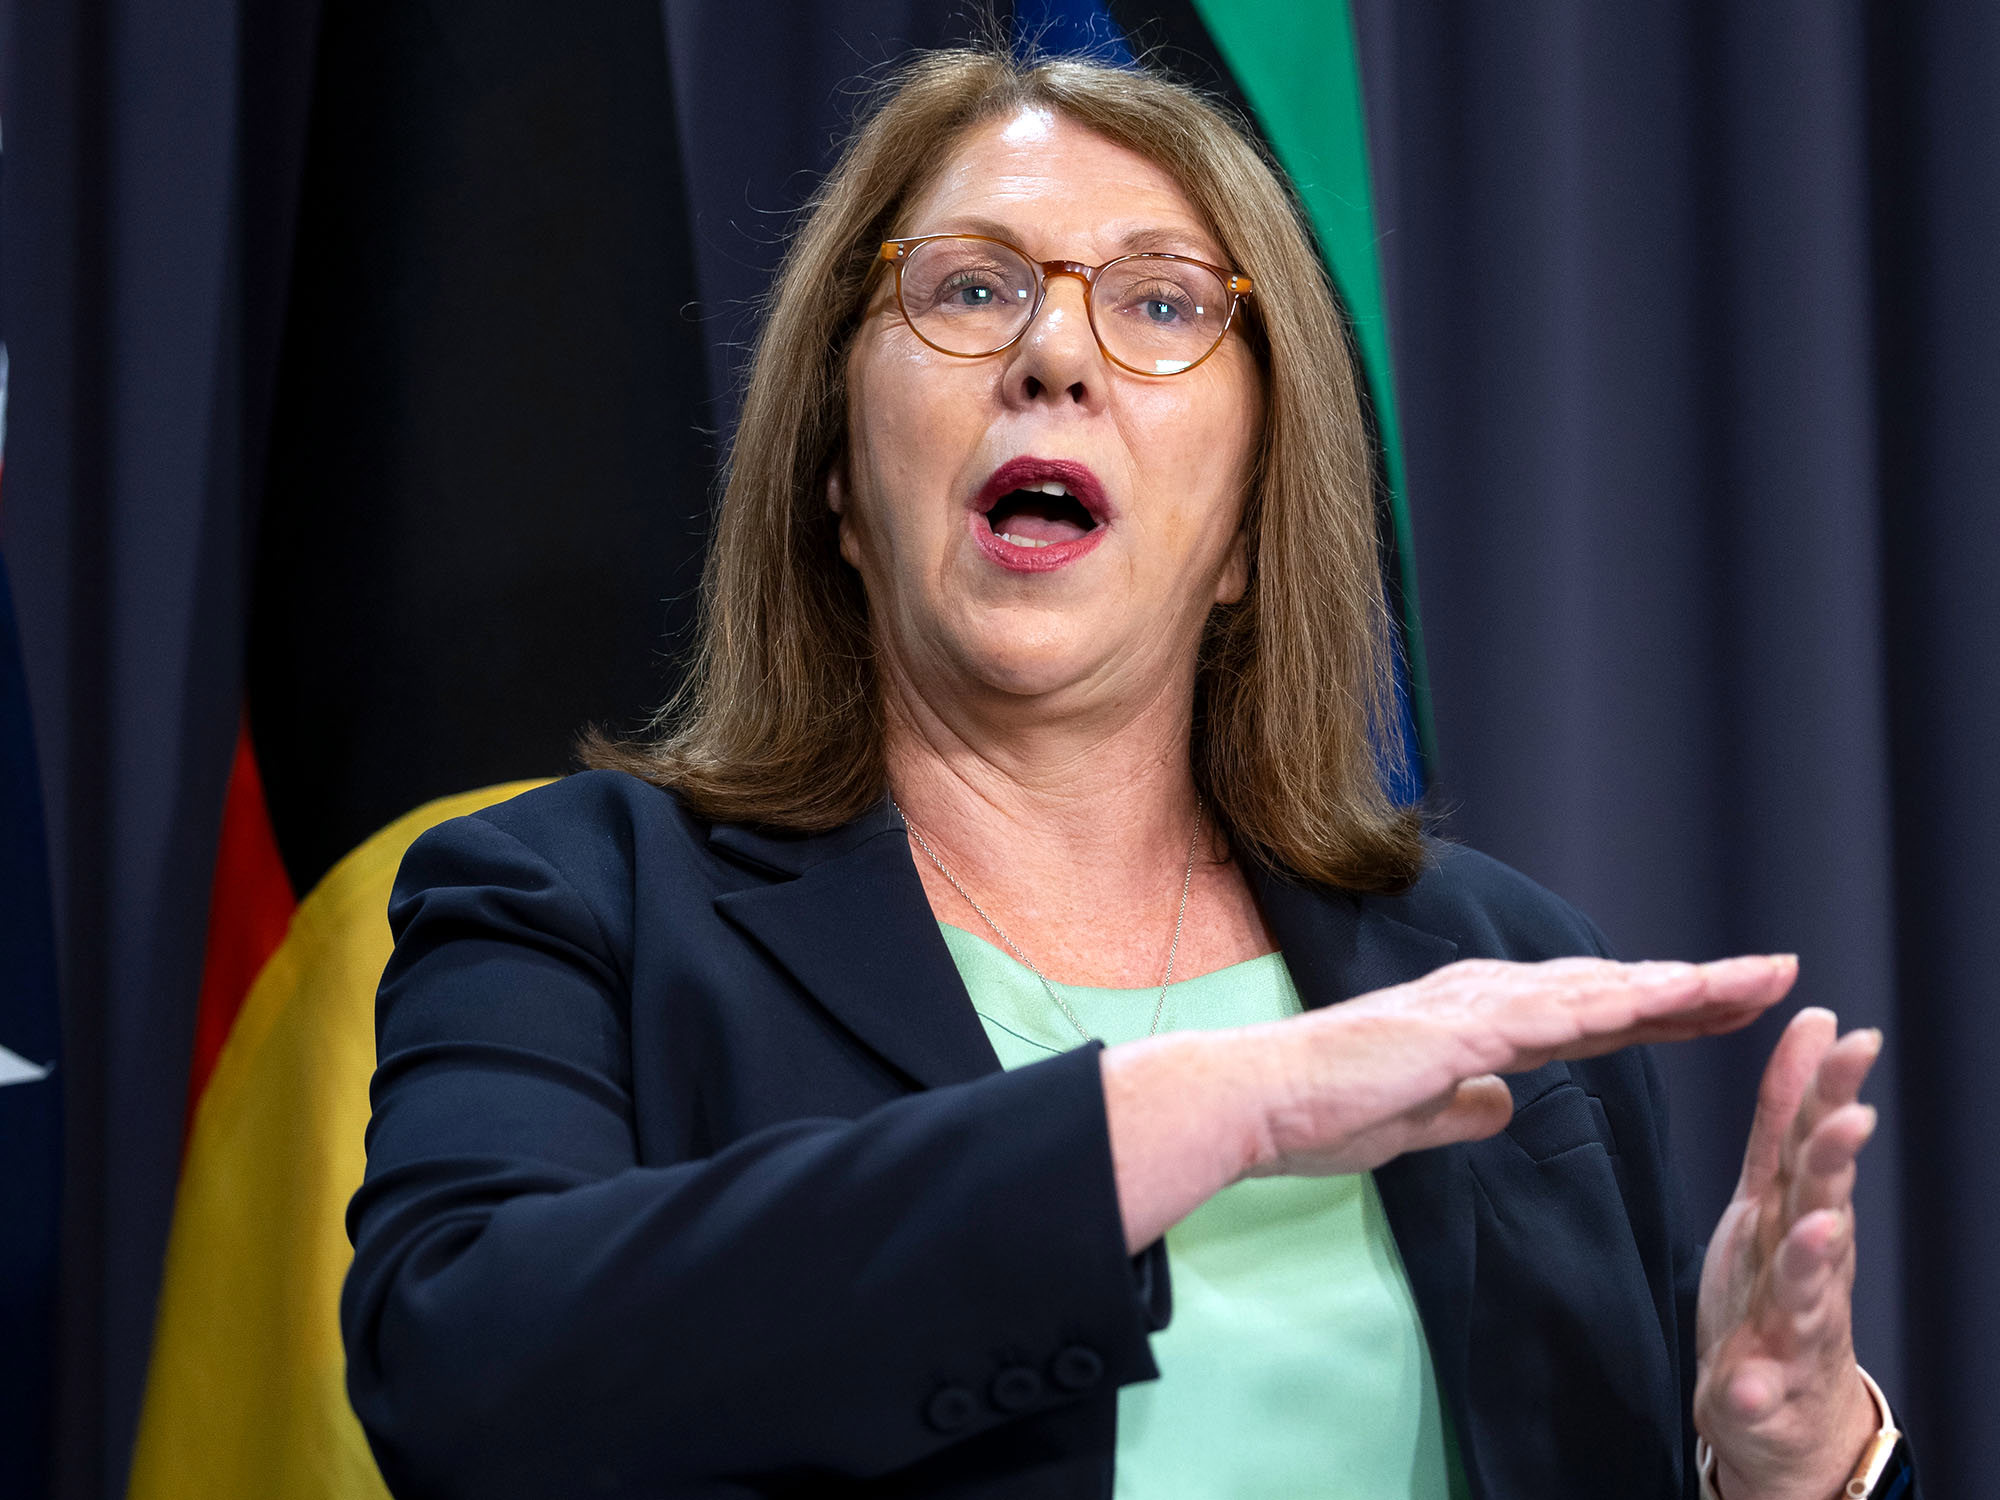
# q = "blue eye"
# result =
<box><xmin>1113</xmin><ymin>277</ymin><xmax>1200</xmax><ymax>328</ymax></box>
<box><xmin>933</xmin><ymin>272</ymin><xmax>1010</xmax><ymax>312</ymax></box>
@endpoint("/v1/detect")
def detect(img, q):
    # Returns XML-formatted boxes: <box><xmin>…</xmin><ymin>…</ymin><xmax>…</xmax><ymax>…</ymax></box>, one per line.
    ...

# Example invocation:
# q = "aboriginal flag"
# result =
<box><xmin>128</xmin><ymin>5</ymin><xmax>1430</xmax><ymax>1496</ymax></box>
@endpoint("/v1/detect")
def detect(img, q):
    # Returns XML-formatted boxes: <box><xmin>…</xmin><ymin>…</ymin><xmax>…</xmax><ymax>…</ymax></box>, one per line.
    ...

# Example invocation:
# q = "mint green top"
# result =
<box><xmin>938</xmin><ymin>924</ymin><xmax>1467</xmax><ymax>1500</ymax></box>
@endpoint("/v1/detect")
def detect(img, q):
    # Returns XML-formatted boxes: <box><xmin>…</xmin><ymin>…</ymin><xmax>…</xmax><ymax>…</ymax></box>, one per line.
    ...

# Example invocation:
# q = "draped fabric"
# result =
<box><xmin>3</xmin><ymin>1</ymin><xmax>1994</xmax><ymax>1496</ymax></box>
<box><xmin>2</xmin><ymin>3</ymin><xmax>320</xmax><ymax>1496</ymax></box>
<box><xmin>1350</xmin><ymin>5</ymin><xmax>2000</xmax><ymax>1484</ymax></box>
<box><xmin>128</xmin><ymin>783</ymin><xmax>543</xmax><ymax>1500</ymax></box>
<box><xmin>0</xmin><ymin>375</ymin><xmax>65</xmax><ymax>1498</ymax></box>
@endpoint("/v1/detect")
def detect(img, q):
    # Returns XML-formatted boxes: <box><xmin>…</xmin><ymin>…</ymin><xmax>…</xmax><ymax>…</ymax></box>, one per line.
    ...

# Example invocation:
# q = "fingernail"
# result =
<box><xmin>1770</xmin><ymin>953</ymin><xmax>1798</xmax><ymax>972</ymax></box>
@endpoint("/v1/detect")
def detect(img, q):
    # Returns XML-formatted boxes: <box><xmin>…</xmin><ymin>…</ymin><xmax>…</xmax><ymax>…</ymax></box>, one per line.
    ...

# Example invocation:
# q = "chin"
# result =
<box><xmin>949</xmin><ymin>621</ymin><xmax>1102</xmax><ymax>700</ymax></box>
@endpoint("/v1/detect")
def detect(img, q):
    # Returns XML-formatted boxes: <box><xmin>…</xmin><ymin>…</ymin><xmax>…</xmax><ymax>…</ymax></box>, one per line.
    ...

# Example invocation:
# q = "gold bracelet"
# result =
<box><xmin>1695</xmin><ymin>1365</ymin><xmax>1900</xmax><ymax>1500</ymax></box>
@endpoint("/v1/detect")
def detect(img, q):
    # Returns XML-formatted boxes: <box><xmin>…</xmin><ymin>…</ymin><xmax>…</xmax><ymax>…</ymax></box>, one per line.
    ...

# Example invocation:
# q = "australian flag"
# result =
<box><xmin>0</xmin><ymin>337</ymin><xmax>65</xmax><ymax>1494</ymax></box>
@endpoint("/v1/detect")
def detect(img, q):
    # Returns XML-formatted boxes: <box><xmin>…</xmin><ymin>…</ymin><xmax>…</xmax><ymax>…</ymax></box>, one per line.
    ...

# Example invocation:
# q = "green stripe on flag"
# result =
<box><xmin>1188</xmin><ymin>0</ymin><xmax>1436</xmax><ymax>770</ymax></box>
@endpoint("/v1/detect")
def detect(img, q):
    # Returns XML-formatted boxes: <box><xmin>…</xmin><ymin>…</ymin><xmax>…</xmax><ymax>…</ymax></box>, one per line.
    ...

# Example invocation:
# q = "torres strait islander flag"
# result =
<box><xmin>1036</xmin><ymin>0</ymin><xmax>1435</xmax><ymax>797</ymax></box>
<box><xmin>128</xmin><ymin>6</ymin><xmax>1431</xmax><ymax>1497</ymax></box>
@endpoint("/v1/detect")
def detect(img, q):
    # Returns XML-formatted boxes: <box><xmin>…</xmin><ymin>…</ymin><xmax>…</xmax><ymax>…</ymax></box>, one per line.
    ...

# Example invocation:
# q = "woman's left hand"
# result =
<box><xmin>1694</xmin><ymin>1005</ymin><xmax>1884</xmax><ymax>1500</ymax></box>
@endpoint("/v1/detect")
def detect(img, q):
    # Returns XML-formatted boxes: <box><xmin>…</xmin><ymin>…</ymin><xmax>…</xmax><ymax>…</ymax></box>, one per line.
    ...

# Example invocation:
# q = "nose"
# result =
<box><xmin>1003</xmin><ymin>266</ymin><xmax>1101</xmax><ymax>408</ymax></box>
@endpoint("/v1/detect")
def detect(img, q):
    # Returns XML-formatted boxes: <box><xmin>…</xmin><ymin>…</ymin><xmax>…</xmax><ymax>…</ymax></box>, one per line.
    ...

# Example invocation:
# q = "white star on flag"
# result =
<box><xmin>0</xmin><ymin>1044</ymin><xmax>53</xmax><ymax>1087</ymax></box>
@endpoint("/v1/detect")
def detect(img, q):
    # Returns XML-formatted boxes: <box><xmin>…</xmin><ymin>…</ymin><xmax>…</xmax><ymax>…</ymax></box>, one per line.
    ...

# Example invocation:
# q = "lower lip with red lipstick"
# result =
<box><xmin>969</xmin><ymin>457</ymin><xmax>1112</xmax><ymax>573</ymax></box>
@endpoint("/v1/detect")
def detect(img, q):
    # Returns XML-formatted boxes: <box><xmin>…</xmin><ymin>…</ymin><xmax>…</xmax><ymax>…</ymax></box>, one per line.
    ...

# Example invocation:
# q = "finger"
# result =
<box><xmin>1767</xmin><ymin>1207</ymin><xmax>1849</xmax><ymax>1318</ymax></box>
<box><xmin>1818</xmin><ymin>1027</ymin><xmax>1883</xmax><ymax>1101</ymax></box>
<box><xmin>1749</xmin><ymin>1211</ymin><xmax>1855</xmax><ymax>1378</ymax></box>
<box><xmin>1591</xmin><ymin>955</ymin><xmax>1797</xmax><ymax>1043</ymax></box>
<box><xmin>1689</xmin><ymin>953</ymin><xmax>1802</xmax><ymax>1009</ymax></box>
<box><xmin>1393</xmin><ymin>955</ymin><xmax>1792</xmax><ymax>1082</ymax></box>
<box><xmin>1785</xmin><ymin>1101</ymin><xmax>1876</xmax><ymax>1223</ymax></box>
<box><xmin>1560</xmin><ymin>954</ymin><xmax>1792</xmax><ymax>1024</ymax></box>
<box><xmin>1785</xmin><ymin>1028</ymin><xmax>1882</xmax><ymax>1166</ymax></box>
<box><xmin>1415</xmin><ymin>956</ymin><xmax>1684</xmax><ymax>1029</ymax></box>
<box><xmin>1562</xmin><ymin>990</ymin><xmax>1775</xmax><ymax>1054</ymax></box>
<box><xmin>1489</xmin><ymin>955</ymin><xmax>1791</xmax><ymax>1065</ymax></box>
<box><xmin>1738</xmin><ymin>1005</ymin><xmax>1836</xmax><ymax>1199</ymax></box>
<box><xmin>1423</xmin><ymin>954</ymin><xmax>1780</xmax><ymax>1025</ymax></box>
<box><xmin>1539</xmin><ymin>989</ymin><xmax>1785</xmax><ymax>1067</ymax></box>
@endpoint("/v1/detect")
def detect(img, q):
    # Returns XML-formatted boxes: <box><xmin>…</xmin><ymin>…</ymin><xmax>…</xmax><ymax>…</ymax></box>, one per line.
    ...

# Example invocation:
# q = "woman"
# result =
<box><xmin>341</xmin><ymin>47</ymin><xmax>1914</xmax><ymax>1500</ymax></box>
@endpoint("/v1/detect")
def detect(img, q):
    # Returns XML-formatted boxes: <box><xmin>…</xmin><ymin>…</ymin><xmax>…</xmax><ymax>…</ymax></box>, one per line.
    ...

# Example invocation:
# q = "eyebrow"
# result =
<box><xmin>912</xmin><ymin>214</ymin><xmax>1224</xmax><ymax>264</ymax></box>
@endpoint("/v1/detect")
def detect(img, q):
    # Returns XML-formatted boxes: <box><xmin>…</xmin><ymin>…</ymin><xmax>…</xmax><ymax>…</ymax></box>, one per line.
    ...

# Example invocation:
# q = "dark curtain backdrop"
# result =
<box><xmin>1</xmin><ymin>1</ymin><xmax>320</xmax><ymax>1496</ymax></box>
<box><xmin>4</xmin><ymin>2</ymin><xmax>1994</xmax><ymax>1497</ymax></box>
<box><xmin>1353</xmin><ymin>1</ymin><xmax>1999</xmax><ymax>1486</ymax></box>
<box><xmin>3</xmin><ymin>3</ymin><xmax>980</xmax><ymax>1494</ymax></box>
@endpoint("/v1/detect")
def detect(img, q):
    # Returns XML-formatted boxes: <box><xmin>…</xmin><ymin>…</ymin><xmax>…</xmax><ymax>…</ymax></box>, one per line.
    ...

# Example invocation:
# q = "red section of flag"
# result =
<box><xmin>186</xmin><ymin>715</ymin><xmax>297</xmax><ymax>1136</ymax></box>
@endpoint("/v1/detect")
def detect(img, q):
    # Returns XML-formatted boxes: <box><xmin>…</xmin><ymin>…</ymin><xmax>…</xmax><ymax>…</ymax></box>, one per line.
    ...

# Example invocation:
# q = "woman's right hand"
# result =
<box><xmin>1101</xmin><ymin>954</ymin><xmax>1796</xmax><ymax>1252</ymax></box>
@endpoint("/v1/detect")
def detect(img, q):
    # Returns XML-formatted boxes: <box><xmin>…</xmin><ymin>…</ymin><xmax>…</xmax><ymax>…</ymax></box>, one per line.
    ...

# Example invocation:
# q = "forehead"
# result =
<box><xmin>897</xmin><ymin>106</ymin><xmax>1224</xmax><ymax>263</ymax></box>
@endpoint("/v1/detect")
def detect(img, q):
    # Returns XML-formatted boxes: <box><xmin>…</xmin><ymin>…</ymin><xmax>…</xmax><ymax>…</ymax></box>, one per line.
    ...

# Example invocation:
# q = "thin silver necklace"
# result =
<box><xmin>893</xmin><ymin>796</ymin><xmax>1204</xmax><ymax>1044</ymax></box>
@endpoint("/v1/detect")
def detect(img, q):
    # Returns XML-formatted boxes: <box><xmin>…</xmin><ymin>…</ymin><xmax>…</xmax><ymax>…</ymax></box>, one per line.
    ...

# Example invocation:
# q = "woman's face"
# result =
<box><xmin>834</xmin><ymin>106</ymin><xmax>1265</xmax><ymax>720</ymax></box>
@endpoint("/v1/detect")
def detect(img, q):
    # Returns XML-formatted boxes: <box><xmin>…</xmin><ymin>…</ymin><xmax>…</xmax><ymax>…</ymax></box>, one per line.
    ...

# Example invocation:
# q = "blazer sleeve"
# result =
<box><xmin>340</xmin><ymin>810</ymin><xmax>1166</xmax><ymax>1498</ymax></box>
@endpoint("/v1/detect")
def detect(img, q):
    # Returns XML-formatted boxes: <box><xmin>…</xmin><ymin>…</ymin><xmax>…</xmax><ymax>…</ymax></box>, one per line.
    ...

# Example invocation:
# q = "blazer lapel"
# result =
<box><xmin>1246</xmin><ymin>862</ymin><xmax>1461</xmax><ymax>1013</ymax></box>
<box><xmin>711</xmin><ymin>805</ymin><xmax>1002</xmax><ymax>1092</ymax></box>
<box><xmin>1247</xmin><ymin>862</ymin><xmax>1493</xmax><ymax>1496</ymax></box>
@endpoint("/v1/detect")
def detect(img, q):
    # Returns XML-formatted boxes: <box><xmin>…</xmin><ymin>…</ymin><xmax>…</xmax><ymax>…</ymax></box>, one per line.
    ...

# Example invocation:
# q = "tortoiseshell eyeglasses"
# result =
<box><xmin>877</xmin><ymin>234</ymin><xmax>1254</xmax><ymax>378</ymax></box>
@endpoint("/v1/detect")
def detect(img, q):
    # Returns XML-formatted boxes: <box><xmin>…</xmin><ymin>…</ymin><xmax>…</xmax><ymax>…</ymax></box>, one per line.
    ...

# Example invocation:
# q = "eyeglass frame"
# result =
<box><xmin>875</xmin><ymin>233</ymin><xmax>1255</xmax><ymax>378</ymax></box>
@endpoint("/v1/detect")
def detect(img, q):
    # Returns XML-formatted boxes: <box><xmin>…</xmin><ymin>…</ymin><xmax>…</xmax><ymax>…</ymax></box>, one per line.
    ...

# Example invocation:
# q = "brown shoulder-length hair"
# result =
<box><xmin>584</xmin><ymin>44</ymin><xmax>1424</xmax><ymax>891</ymax></box>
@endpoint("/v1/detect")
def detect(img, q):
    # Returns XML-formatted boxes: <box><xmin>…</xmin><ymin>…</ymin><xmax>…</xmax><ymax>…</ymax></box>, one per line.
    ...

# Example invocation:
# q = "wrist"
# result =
<box><xmin>1700</xmin><ymin>1365</ymin><xmax>1899</xmax><ymax>1500</ymax></box>
<box><xmin>1215</xmin><ymin>1024</ymin><xmax>1285</xmax><ymax>1179</ymax></box>
<box><xmin>1100</xmin><ymin>1029</ymin><xmax>1271</xmax><ymax>1250</ymax></box>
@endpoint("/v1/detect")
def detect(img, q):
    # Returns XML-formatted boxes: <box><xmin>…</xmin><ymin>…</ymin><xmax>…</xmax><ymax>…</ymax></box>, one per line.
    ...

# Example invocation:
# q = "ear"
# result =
<box><xmin>825</xmin><ymin>453</ymin><xmax>847</xmax><ymax>515</ymax></box>
<box><xmin>825</xmin><ymin>456</ymin><xmax>864</xmax><ymax>570</ymax></box>
<box><xmin>1214</xmin><ymin>522</ymin><xmax>1251</xmax><ymax>606</ymax></box>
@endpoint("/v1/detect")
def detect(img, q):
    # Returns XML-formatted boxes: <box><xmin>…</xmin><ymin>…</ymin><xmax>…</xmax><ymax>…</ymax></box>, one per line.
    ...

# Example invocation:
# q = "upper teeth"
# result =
<box><xmin>992</xmin><ymin>479</ymin><xmax>1083</xmax><ymax>547</ymax></box>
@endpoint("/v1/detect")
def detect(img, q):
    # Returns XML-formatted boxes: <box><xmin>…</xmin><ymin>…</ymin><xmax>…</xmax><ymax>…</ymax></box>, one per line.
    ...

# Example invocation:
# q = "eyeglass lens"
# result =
<box><xmin>897</xmin><ymin>239</ymin><xmax>1233</xmax><ymax>375</ymax></box>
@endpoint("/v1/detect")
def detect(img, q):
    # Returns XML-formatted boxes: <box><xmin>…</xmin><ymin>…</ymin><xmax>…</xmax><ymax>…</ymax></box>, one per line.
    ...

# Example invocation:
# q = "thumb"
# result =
<box><xmin>1405</xmin><ymin>1074</ymin><xmax>1514</xmax><ymax>1150</ymax></box>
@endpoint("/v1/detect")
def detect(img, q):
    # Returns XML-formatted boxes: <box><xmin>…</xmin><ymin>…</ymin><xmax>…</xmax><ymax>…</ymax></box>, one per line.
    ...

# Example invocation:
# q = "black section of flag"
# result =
<box><xmin>1096</xmin><ymin>1</ymin><xmax>1257</xmax><ymax>123</ymax></box>
<box><xmin>250</xmin><ymin>0</ymin><xmax>714</xmax><ymax>895</ymax></box>
<box><xmin>663</xmin><ymin>2</ymin><xmax>987</xmax><ymax>437</ymax></box>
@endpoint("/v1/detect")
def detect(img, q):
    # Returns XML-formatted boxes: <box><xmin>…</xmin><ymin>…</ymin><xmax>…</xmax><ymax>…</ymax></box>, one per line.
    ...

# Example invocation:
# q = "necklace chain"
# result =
<box><xmin>893</xmin><ymin>797</ymin><xmax>1204</xmax><ymax>1044</ymax></box>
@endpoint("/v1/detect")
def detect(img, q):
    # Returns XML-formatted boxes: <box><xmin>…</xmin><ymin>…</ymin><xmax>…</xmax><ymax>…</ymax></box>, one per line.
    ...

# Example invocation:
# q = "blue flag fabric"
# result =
<box><xmin>1013</xmin><ymin>0</ymin><xmax>1136</xmax><ymax>65</ymax></box>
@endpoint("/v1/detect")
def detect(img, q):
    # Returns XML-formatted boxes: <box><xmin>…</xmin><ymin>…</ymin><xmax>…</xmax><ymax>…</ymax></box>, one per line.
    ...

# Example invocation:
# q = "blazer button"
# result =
<box><xmin>924</xmin><ymin>1385</ymin><xmax>978</xmax><ymax>1433</ymax></box>
<box><xmin>988</xmin><ymin>1365</ymin><xmax>1043</xmax><ymax>1412</ymax></box>
<box><xmin>1050</xmin><ymin>1344</ymin><xmax>1104</xmax><ymax>1392</ymax></box>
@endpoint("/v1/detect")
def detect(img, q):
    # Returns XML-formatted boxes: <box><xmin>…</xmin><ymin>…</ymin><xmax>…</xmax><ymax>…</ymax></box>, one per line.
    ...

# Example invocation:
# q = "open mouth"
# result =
<box><xmin>984</xmin><ymin>480</ymin><xmax>1100</xmax><ymax>548</ymax></box>
<box><xmin>969</xmin><ymin>458</ymin><xmax>1113</xmax><ymax>571</ymax></box>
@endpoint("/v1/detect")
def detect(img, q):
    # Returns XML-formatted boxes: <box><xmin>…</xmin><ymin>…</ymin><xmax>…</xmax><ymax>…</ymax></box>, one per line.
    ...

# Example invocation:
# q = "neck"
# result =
<box><xmin>881</xmin><ymin>657</ymin><xmax>1205</xmax><ymax>889</ymax></box>
<box><xmin>881</xmin><ymin>657</ymin><xmax>1277</xmax><ymax>986</ymax></box>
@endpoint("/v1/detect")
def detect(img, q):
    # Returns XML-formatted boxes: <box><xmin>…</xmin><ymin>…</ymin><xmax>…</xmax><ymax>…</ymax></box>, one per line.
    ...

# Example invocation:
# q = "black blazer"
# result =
<box><xmin>341</xmin><ymin>769</ymin><xmax>1705</xmax><ymax>1499</ymax></box>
